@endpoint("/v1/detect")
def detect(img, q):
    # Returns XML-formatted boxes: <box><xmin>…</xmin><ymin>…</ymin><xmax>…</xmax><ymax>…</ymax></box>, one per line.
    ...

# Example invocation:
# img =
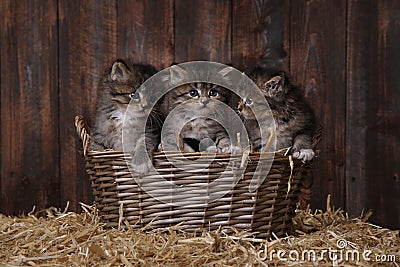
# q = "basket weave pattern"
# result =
<box><xmin>75</xmin><ymin>115</ymin><xmax>310</xmax><ymax>238</ymax></box>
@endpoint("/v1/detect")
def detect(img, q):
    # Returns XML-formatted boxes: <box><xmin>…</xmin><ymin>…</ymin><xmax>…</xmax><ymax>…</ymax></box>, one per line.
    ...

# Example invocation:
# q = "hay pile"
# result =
<box><xmin>0</xmin><ymin>196</ymin><xmax>398</xmax><ymax>266</ymax></box>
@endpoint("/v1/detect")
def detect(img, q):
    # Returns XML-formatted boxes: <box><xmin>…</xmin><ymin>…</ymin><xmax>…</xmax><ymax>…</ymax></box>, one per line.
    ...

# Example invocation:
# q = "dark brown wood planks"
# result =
<box><xmin>0</xmin><ymin>0</ymin><xmax>397</xmax><ymax>230</ymax></box>
<box><xmin>117</xmin><ymin>0</ymin><xmax>174</xmax><ymax>70</ymax></box>
<box><xmin>175</xmin><ymin>0</ymin><xmax>231</xmax><ymax>63</ymax></box>
<box><xmin>117</xmin><ymin>0</ymin><xmax>174</xmax><ymax>113</ymax></box>
<box><xmin>373</xmin><ymin>0</ymin><xmax>400</xmax><ymax>229</ymax></box>
<box><xmin>232</xmin><ymin>0</ymin><xmax>286</xmax><ymax>71</ymax></box>
<box><xmin>0</xmin><ymin>0</ymin><xmax>59</xmax><ymax>214</ymax></box>
<box><xmin>289</xmin><ymin>0</ymin><xmax>347</xmax><ymax>210</ymax></box>
<box><xmin>346</xmin><ymin>0</ymin><xmax>400</xmax><ymax>229</ymax></box>
<box><xmin>59</xmin><ymin>1</ymin><xmax>117</xmax><ymax>211</ymax></box>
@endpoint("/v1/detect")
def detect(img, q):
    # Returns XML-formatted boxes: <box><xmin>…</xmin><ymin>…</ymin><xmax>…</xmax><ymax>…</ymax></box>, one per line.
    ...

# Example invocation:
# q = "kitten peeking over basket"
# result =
<box><xmin>90</xmin><ymin>59</ymin><xmax>162</xmax><ymax>173</ymax></box>
<box><xmin>162</xmin><ymin>82</ymin><xmax>242</xmax><ymax>154</ymax></box>
<box><xmin>238</xmin><ymin>67</ymin><xmax>316</xmax><ymax>161</ymax></box>
<box><xmin>160</xmin><ymin>65</ymin><xmax>242</xmax><ymax>154</ymax></box>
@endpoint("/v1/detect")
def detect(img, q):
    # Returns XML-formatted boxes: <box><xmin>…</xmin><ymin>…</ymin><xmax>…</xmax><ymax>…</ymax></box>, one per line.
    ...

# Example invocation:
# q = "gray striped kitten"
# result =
<box><xmin>162</xmin><ymin>82</ymin><xmax>242</xmax><ymax>154</ymax></box>
<box><xmin>238</xmin><ymin>67</ymin><xmax>316</xmax><ymax>161</ymax></box>
<box><xmin>90</xmin><ymin>60</ymin><xmax>162</xmax><ymax>173</ymax></box>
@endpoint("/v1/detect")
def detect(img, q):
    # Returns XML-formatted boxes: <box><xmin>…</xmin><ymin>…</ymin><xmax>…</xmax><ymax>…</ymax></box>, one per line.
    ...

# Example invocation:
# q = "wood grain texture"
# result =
<box><xmin>0</xmin><ymin>0</ymin><xmax>59</xmax><ymax>214</ymax></box>
<box><xmin>289</xmin><ymin>0</ymin><xmax>347</xmax><ymax>210</ymax></box>
<box><xmin>347</xmin><ymin>0</ymin><xmax>400</xmax><ymax>228</ymax></box>
<box><xmin>175</xmin><ymin>0</ymin><xmax>231</xmax><ymax>63</ymax></box>
<box><xmin>59</xmin><ymin>1</ymin><xmax>117</xmax><ymax>211</ymax></box>
<box><xmin>373</xmin><ymin>0</ymin><xmax>400</xmax><ymax>228</ymax></box>
<box><xmin>346</xmin><ymin>0</ymin><xmax>377</xmax><ymax>224</ymax></box>
<box><xmin>0</xmin><ymin>0</ymin><xmax>398</xmax><ymax>230</ymax></box>
<box><xmin>232</xmin><ymin>0</ymin><xmax>286</xmax><ymax>71</ymax></box>
<box><xmin>118</xmin><ymin>0</ymin><xmax>174</xmax><ymax>70</ymax></box>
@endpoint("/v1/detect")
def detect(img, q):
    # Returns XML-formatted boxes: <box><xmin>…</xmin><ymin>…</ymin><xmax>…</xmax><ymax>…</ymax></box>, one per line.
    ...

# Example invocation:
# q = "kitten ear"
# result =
<box><xmin>262</xmin><ymin>74</ymin><xmax>286</xmax><ymax>95</ymax></box>
<box><xmin>110</xmin><ymin>60</ymin><xmax>131</xmax><ymax>82</ymax></box>
<box><xmin>167</xmin><ymin>65</ymin><xmax>188</xmax><ymax>86</ymax></box>
<box><xmin>211</xmin><ymin>66</ymin><xmax>235</xmax><ymax>88</ymax></box>
<box><xmin>217</xmin><ymin>66</ymin><xmax>235</xmax><ymax>78</ymax></box>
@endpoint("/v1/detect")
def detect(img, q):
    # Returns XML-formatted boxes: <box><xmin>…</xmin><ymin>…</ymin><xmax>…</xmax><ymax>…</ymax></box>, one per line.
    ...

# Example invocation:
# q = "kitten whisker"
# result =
<box><xmin>148</xmin><ymin>113</ymin><xmax>163</xmax><ymax>129</ymax></box>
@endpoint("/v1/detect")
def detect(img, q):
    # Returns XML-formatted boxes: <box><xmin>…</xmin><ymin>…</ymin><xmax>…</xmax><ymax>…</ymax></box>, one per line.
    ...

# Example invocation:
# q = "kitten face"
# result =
<box><xmin>260</xmin><ymin>75</ymin><xmax>286</xmax><ymax>100</ymax></box>
<box><xmin>161</xmin><ymin>82</ymin><xmax>237</xmax><ymax>153</ymax></box>
<box><xmin>238</xmin><ymin>69</ymin><xmax>287</xmax><ymax>120</ymax></box>
<box><xmin>108</xmin><ymin>60</ymin><xmax>157</xmax><ymax>106</ymax></box>
<box><xmin>170</xmin><ymin>82</ymin><xmax>230</xmax><ymax>116</ymax></box>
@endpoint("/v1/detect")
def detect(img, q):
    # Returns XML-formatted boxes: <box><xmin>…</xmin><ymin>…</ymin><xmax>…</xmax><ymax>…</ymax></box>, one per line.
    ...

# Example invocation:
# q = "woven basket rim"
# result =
<box><xmin>75</xmin><ymin>114</ymin><xmax>299</xmax><ymax>160</ymax></box>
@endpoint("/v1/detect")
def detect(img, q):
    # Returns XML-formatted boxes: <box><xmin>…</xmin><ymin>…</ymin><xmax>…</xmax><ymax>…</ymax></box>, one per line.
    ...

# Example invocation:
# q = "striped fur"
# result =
<box><xmin>238</xmin><ymin>67</ymin><xmax>316</xmax><ymax>161</ymax></box>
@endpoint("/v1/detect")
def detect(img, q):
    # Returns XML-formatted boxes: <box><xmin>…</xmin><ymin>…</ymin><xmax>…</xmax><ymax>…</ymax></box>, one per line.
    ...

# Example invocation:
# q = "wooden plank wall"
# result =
<box><xmin>346</xmin><ymin>0</ymin><xmax>400</xmax><ymax>228</ymax></box>
<box><xmin>0</xmin><ymin>0</ymin><xmax>59</xmax><ymax>214</ymax></box>
<box><xmin>0</xmin><ymin>0</ymin><xmax>399</xmax><ymax>229</ymax></box>
<box><xmin>289</xmin><ymin>0</ymin><xmax>347</xmax><ymax>210</ymax></box>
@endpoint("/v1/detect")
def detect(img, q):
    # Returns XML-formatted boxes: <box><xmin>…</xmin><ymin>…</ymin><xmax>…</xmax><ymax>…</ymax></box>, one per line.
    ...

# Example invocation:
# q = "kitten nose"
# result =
<box><xmin>140</xmin><ymin>100</ymin><xmax>148</xmax><ymax>110</ymax></box>
<box><xmin>200</xmin><ymin>98</ymin><xmax>209</xmax><ymax>105</ymax></box>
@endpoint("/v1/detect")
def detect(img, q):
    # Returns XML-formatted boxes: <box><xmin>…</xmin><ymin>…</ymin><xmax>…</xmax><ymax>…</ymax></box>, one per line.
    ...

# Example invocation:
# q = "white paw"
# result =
<box><xmin>157</xmin><ymin>143</ymin><xmax>163</xmax><ymax>151</ymax></box>
<box><xmin>292</xmin><ymin>149</ymin><xmax>315</xmax><ymax>162</ymax></box>
<box><xmin>221</xmin><ymin>145</ymin><xmax>243</xmax><ymax>154</ymax></box>
<box><xmin>205</xmin><ymin>145</ymin><xmax>218</xmax><ymax>153</ymax></box>
<box><xmin>89</xmin><ymin>141</ymin><xmax>105</xmax><ymax>151</ymax></box>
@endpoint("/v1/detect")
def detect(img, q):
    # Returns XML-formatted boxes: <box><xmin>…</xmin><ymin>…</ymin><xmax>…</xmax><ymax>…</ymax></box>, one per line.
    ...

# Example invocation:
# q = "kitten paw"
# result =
<box><xmin>183</xmin><ymin>143</ymin><xmax>197</xmax><ymax>152</ymax></box>
<box><xmin>157</xmin><ymin>143</ymin><xmax>163</xmax><ymax>151</ymax></box>
<box><xmin>205</xmin><ymin>145</ymin><xmax>218</xmax><ymax>153</ymax></box>
<box><xmin>292</xmin><ymin>149</ymin><xmax>315</xmax><ymax>162</ymax></box>
<box><xmin>221</xmin><ymin>145</ymin><xmax>243</xmax><ymax>154</ymax></box>
<box><xmin>89</xmin><ymin>141</ymin><xmax>106</xmax><ymax>151</ymax></box>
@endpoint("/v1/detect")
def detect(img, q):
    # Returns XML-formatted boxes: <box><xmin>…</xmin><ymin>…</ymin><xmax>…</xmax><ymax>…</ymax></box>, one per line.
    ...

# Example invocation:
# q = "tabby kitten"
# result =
<box><xmin>162</xmin><ymin>82</ymin><xmax>242</xmax><ymax>154</ymax></box>
<box><xmin>90</xmin><ymin>59</ymin><xmax>161</xmax><ymax>173</ymax></box>
<box><xmin>238</xmin><ymin>67</ymin><xmax>316</xmax><ymax>161</ymax></box>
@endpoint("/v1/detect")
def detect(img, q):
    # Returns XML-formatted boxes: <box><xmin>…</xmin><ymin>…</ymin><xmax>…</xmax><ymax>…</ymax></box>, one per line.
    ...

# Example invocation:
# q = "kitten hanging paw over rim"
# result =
<box><xmin>292</xmin><ymin>148</ymin><xmax>315</xmax><ymax>162</ymax></box>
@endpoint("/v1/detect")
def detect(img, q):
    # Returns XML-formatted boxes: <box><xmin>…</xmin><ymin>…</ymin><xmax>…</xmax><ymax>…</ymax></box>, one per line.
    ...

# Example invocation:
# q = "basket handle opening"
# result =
<box><xmin>75</xmin><ymin>115</ymin><xmax>91</xmax><ymax>156</ymax></box>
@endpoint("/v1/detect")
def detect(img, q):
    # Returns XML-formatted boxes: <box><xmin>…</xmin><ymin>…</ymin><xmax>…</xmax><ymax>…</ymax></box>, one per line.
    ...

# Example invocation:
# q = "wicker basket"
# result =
<box><xmin>75</xmin><ymin>115</ymin><xmax>313</xmax><ymax>238</ymax></box>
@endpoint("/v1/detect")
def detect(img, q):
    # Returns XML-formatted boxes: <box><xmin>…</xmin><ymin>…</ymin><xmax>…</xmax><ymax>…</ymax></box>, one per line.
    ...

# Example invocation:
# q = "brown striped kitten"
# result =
<box><xmin>238</xmin><ymin>67</ymin><xmax>316</xmax><ymax>161</ymax></box>
<box><xmin>162</xmin><ymin>82</ymin><xmax>242</xmax><ymax>154</ymax></box>
<box><xmin>90</xmin><ymin>60</ymin><xmax>162</xmax><ymax>173</ymax></box>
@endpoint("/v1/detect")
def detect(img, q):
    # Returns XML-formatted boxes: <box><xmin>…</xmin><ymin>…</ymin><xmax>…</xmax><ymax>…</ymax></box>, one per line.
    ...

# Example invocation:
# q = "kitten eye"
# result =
<box><xmin>189</xmin><ymin>89</ymin><xmax>199</xmax><ymax>97</ymax></box>
<box><xmin>245</xmin><ymin>98</ymin><xmax>253</xmax><ymax>105</ymax></box>
<box><xmin>130</xmin><ymin>92</ymin><xmax>140</xmax><ymax>100</ymax></box>
<box><xmin>209</xmin><ymin>89</ymin><xmax>218</xmax><ymax>97</ymax></box>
